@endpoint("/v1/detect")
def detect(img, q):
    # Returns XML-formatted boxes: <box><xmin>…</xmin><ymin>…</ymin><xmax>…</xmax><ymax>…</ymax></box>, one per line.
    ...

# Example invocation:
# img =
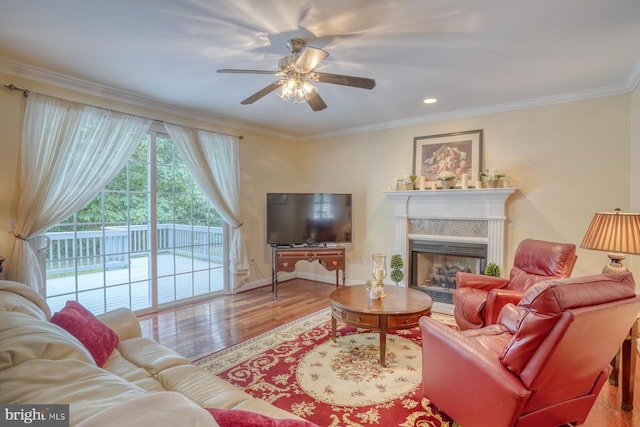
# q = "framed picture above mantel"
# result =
<box><xmin>413</xmin><ymin>129</ymin><xmax>483</xmax><ymax>181</ymax></box>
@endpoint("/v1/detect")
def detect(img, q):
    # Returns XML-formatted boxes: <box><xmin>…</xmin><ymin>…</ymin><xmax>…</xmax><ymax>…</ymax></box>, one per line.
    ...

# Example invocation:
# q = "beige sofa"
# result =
<box><xmin>0</xmin><ymin>280</ymin><xmax>304</xmax><ymax>426</ymax></box>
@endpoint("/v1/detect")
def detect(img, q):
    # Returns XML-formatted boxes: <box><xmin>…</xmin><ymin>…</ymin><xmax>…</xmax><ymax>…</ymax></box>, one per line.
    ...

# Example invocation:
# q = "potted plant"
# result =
<box><xmin>480</xmin><ymin>168</ymin><xmax>505</xmax><ymax>188</ymax></box>
<box><xmin>365</xmin><ymin>279</ymin><xmax>383</xmax><ymax>299</ymax></box>
<box><xmin>409</xmin><ymin>175</ymin><xmax>417</xmax><ymax>190</ymax></box>
<box><xmin>436</xmin><ymin>171</ymin><xmax>456</xmax><ymax>189</ymax></box>
<box><xmin>484</xmin><ymin>262</ymin><xmax>501</xmax><ymax>277</ymax></box>
<box><xmin>390</xmin><ymin>254</ymin><xmax>404</xmax><ymax>285</ymax></box>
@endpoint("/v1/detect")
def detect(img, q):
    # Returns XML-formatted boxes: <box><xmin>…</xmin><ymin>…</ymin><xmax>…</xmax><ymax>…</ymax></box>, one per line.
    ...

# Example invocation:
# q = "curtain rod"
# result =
<box><xmin>3</xmin><ymin>82</ymin><xmax>244</xmax><ymax>140</ymax></box>
<box><xmin>4</xmin><ymin>83</ymin><xmax>30</xmax><ymax>97</ymax></box>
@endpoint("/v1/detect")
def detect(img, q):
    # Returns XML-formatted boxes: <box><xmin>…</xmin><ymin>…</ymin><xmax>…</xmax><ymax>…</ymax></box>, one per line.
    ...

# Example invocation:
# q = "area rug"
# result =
<box><xmin>194</xmin><ymin>307</ymin><xmax>459</xmax><ymax>427</ymax></box>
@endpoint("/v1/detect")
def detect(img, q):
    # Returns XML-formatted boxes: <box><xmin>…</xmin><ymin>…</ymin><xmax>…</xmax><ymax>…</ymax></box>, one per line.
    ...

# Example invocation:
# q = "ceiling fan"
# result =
<box><xmin>217</xmin><ymin>38</ymin><xmax>376</xmax><ymax>111</ymax></box>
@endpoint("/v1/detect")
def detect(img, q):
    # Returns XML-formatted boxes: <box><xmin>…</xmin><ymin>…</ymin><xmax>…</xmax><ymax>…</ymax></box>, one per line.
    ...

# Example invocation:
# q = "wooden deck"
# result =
<box><xmin>46</xmin><ymin>253</ymin><xmax>224</xmax><ymax>315</ymax></box>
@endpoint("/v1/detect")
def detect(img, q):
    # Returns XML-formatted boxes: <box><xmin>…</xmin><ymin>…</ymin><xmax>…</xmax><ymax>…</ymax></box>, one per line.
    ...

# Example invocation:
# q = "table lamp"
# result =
<box><xmin>580</xmin><ymin>208</ymin><xmax>640</xmax><ymax>273</ymax></box>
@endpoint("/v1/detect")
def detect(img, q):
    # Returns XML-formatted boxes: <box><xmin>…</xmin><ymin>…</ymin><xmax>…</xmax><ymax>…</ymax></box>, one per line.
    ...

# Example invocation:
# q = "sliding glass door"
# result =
<box><xmin>45</xmin><ymin>130</ymin><xmax>227</xmax><ymax>315</ymax></box>
<box><xmin>155</xmin><ymin>135</ymin><xmax>226</xmax><ymax>306</ymax></box>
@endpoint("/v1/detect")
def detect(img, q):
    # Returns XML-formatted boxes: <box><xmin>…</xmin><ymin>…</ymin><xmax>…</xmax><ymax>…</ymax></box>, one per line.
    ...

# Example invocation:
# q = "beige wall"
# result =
<box><xmin>0</xmin><ymin>70</ymin><xmax>636</xmax><ymax>290</ymax></box>
<box><xmin>299</xmin><ymin>95</ymin><xmax>632</xmax><ymax>281</ymax></box>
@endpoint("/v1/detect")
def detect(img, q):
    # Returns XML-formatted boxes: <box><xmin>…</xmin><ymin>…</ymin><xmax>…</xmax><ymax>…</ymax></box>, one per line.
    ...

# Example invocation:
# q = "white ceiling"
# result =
<box><xmin>1</xmin><ymin>0</ymin><xmax>639</xmax><ymax>139</ymax></box>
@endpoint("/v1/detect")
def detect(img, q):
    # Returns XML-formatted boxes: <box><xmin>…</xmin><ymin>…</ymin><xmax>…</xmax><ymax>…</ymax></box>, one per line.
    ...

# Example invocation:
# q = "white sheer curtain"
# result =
<box><xmin>164</xmin><ymin>123</ymin><xmax>249</xmax><ymax>292</ymax></box>
<box><xmin>7</xmin><ymin>93</ymin><xmax>152</xmax><ymax>294</ymax></box>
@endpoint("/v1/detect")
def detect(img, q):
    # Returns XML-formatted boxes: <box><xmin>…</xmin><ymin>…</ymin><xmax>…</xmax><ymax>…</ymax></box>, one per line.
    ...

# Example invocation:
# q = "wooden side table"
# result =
<box><xmin>610</xmin><ymin>317</ymin><xmax>639</xmax><ymax>411</ymax></box>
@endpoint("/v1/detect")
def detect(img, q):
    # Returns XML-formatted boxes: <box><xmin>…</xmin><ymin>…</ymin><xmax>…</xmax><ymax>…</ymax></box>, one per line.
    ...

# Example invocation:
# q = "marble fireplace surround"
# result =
<box><xmin>383</xmin><ymin>188</ymin><xmax>516</xmax><ymax>286</ymax></box>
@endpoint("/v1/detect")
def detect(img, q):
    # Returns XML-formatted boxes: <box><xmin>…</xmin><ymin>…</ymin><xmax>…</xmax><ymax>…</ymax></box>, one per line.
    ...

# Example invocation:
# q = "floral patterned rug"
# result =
<box><xmin>194</xmin><ymin>307</ymin><xmax>459</xmax><ymax>427</ymax></box>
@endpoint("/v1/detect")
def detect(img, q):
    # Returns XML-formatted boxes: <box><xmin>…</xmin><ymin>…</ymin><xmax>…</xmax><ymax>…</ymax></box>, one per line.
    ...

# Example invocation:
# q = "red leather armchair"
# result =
<box><xmin>420</xmin><ymin>273</ymin><xmax>640</xmax><ymax>427</ymax></box>
<box><xmin>453</xmin><ymin>239</ymin><xmax>577</xmax><ymax>330</ymax></box>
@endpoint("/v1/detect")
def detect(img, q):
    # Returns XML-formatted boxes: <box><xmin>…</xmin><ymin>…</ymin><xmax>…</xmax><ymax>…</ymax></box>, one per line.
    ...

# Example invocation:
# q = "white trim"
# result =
<box><xmin>626</xmin><ymin>57</ymin><xmax>640</xmax><ymax>92</ymax></box>
<box><xmin>384</xmin><ymin>188</ymin><xmax>516</xmax><ymax>284</ymax></box>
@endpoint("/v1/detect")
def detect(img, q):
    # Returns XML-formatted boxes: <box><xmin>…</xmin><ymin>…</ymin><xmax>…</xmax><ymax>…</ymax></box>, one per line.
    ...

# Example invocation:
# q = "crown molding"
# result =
<box><xmin>0</xmin><ymin>58</ymin><xmax>296</xmax><ymax>141</ymax></box>
<box><xmin>306</xmin><ymin>84</ymin><xmax>631</xmax><ymax>140</ymax></box>
<box><xmin>625</xmin><ymin>58</ymin><xmax>640</xmax><ymax>92</ymax></box>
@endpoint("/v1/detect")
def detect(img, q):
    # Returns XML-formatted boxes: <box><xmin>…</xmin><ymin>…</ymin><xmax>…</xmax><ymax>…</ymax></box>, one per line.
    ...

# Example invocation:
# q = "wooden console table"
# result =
<box><xmin>271</xmin><ymin>246</ymin><xmax>345</xmax><ymax>298</ymax></box>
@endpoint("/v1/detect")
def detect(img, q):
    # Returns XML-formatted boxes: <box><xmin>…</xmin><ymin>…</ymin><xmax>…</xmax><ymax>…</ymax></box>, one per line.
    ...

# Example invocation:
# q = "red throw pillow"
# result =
<box><xmin>206</xmin><ymin>408</ymin><xmax>319</xmax><ymax>427</ymax></box>
<box><xmin>50</xmin><ymin>301</ymin><xmax>119</xmax><ymax>367</ymax></box>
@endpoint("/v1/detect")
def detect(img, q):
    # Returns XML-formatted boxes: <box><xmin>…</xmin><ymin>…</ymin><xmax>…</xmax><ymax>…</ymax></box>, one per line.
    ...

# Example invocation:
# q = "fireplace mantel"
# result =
<box><xmin>383</xmin><ymin>188</ymin><xmax>516</xmax><ymax>286</ymax></box>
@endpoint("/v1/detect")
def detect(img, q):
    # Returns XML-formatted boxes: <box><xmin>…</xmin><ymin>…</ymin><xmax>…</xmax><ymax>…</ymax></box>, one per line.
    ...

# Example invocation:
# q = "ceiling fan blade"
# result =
<box><xmin>313</xmin><ymin>72</ymin><xmax>376</xmax><ymax>90</ymax></box>
<box><xmin>295</xmin><ymin>47</ymin><xmax>328</xmax><ymax>71</ymax></box>
<box><xmin>217</xmin><ymin>69</ymin><xmax>277</xmax><ymax>75</ymax></box>
<box><xmin>307</xmin><ymin>92</ymin><xmax>327</xmax><ymax>111</ymax></box>
<box><xmin>240</xmin><ymin>81</ymin><xmax>284</xmax><ymax>105</ymax></box>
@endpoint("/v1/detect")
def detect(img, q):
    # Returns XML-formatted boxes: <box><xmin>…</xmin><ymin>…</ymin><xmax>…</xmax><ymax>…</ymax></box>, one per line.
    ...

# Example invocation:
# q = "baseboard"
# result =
<box><xmin>235</xmin><ymin>272</ymin><xmax>297</xmax><ymax>293</ymax></box>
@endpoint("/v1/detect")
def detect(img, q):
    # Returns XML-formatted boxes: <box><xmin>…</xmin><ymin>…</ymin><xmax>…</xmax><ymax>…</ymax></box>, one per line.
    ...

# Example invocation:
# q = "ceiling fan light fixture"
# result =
<box><xmin>276</xmin><ymin>75</ymin><xmax>317</xmax><ymax>104</ymax></box>
<box><xmin>220</xmin><ymin>38</ymin><xmax>374</xmax><ymax>110</ymax></box>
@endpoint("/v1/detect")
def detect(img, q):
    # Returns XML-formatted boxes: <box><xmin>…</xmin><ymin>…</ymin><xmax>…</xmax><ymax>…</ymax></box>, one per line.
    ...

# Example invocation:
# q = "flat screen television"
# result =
<box><xmin>266</xmin><ymin>193</ymin><xmax>352</xmax><ymax>246</ymax></box>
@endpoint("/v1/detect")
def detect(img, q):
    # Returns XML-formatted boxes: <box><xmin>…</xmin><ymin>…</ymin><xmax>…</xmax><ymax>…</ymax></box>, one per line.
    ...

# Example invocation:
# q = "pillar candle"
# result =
<box><xmin>419</xmin><ymin>176</ymin><xmax>426</xmax><ymax>190</ymax></box>
<box><xmin>461</xmin><ymin>174</ymin><xmax>468</xmax><ymax>189</ymax></box>
<box><xmin>475</xmin><ymin>180</ymin><xmax>483</xmax><ymax>189</ymax></box>
<box><xmin>375</xmin><ymin>268</ymin><xmax>384</xmax><ymax>281</ymax></box>
<box><xmin>430</xmin><ymin>182</ymin><xmax>437</xmax><ymax>190</ymax></box>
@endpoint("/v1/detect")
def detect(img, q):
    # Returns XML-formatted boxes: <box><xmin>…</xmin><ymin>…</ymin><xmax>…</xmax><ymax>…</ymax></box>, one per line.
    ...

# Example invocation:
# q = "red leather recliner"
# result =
<box><xmin>420</xmin><ymin>273</ymin><xmax>640</xmax><ymax>427</ymax></box>
<box><xmin>453</xmin><ymin>239</ymin><xmax>577</xmax><ymax>330</ymax></box>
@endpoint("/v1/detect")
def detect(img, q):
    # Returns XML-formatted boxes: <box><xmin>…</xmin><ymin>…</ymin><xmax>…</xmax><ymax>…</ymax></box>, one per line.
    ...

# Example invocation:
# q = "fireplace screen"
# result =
<box><xmin>410</xmin><ymin>240</ymin><xmax>487</xmax><ymax>304</ymax></box>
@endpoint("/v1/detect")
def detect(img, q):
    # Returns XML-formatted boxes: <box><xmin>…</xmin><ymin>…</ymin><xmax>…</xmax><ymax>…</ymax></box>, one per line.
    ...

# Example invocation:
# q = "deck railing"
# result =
<box><xmin>46</xmin><ymin>224</ymin><xmax>224</xmax><ymax>275</ymax></box>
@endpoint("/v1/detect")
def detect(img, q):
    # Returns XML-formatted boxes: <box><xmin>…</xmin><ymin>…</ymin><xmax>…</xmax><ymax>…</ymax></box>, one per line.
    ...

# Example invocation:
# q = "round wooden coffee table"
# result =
<box><xmin>330</xmin><ymin>284</ymin><xmax>433</xmax><ymax>366</ymax></box>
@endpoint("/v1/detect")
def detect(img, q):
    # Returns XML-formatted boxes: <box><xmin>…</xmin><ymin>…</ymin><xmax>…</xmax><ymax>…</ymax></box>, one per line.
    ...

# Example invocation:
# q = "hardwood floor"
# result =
<box><xmin>138</xmin><ymin>278</ymin><xmax>639</xmax><ymax>426</ymax></box>
<box><xmin>138</xmin><ymin>278</ymin><xmax>336</xmax><ymax>360</ymax></box>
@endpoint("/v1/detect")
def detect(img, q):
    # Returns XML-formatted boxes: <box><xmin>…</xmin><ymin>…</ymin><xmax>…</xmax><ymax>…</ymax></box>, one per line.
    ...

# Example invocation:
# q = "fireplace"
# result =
<box><xmin>383</xmin><ymin>187</ymin><xmax>516</xmax><ymax>305</ymax></box>
<box><xmin>410</xmin><ymin>240</ymin><xmax>487</xmax><ymax>303</ymax></box>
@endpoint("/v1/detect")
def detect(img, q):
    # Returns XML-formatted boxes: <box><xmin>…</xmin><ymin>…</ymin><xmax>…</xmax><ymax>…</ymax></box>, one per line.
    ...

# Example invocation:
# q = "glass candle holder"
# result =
<box><xmin>371</xmin><ymin>253</ymin><xmax>387</xmax><ymax>285</ymax></box>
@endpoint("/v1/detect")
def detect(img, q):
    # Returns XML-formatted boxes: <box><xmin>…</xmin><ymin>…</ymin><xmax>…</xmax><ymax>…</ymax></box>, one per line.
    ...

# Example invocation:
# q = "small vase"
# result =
<box><xmin>440</xmin><ymin>180</ymin><xmax>453</xmax><ymax>190</ymax></box>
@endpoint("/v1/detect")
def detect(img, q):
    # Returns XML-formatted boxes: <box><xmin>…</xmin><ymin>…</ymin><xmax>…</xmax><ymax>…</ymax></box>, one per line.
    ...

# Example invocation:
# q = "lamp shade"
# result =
<box><xmin>580</xmin><ymin>209</ymin><xmax>640</xmax><ymax>255</ymax></box>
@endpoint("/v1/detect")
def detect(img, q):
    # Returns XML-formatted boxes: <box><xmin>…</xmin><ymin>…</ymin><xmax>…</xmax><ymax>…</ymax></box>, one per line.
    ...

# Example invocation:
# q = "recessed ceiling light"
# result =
<box><xmin>423</xmin><ymin>98</ymin><xmax>438</xmax><ymax>104</ymax></box>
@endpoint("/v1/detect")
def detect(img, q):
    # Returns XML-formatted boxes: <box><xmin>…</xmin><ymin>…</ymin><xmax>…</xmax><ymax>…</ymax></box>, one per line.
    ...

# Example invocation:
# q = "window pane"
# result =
<box><xmin>129</xmin><ymin>162</ymin><xmax>148</xmax><ymax>192</ymax></box>
<box><xmin>157</xmin><ymin>194</ymin><xmax>175</xmax><ymax>222</ymax></box>
<box><xmin>130</xmin><ymin>194</ymin><xmax>148</xmax><ymax>222</ymax></box>
<box><xmin>106</xmin><ymin>168</ymin><xmax>128</xmax><ymax>191</ymax></box>
<box><xmin>104</xmin><ymin>192</ymin><xmax>128</xmax><ymax>222</ymax></box>
<box><xmin>76</xmin><ymin>198</ymin><xmax>103</xmax><ymax>224</ymax></box>
<box><xmin>130</xmin><ymin>280</ymin><xmax>151</xmax><ymax>311</ymax></box>
<box><xmin>156</xmin><ymin>137</ymin><xmax>173</xmax><ymax>164</ymax></box>
<box><xmin>156</xmin><ymin>164</ymin><xmax>173</xmax><ymax>193</ymax></box>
